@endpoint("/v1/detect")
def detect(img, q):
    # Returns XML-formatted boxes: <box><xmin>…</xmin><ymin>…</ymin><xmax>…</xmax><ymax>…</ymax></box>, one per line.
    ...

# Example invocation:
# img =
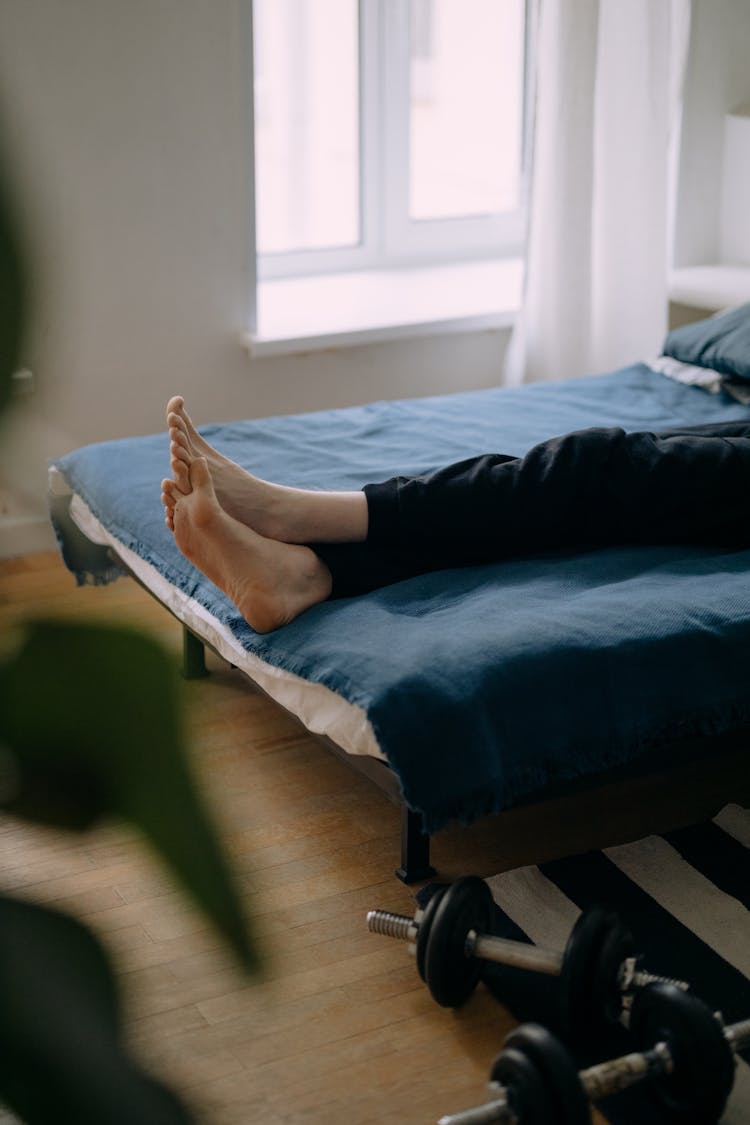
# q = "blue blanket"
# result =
<box><xmin>52</xmin><ymin>365</ymin><xmax>750</xmax><ymax>831</ymax></box>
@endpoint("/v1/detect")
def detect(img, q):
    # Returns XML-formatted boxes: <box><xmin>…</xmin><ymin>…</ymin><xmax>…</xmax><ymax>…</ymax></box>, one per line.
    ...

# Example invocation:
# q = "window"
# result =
<box><xmin>253</xmin><ymin>0</ymin><xmax>528</xmax><ymax>282</ymax></box>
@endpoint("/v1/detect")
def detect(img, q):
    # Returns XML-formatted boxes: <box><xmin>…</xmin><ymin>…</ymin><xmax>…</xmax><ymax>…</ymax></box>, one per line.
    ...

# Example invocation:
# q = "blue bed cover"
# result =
<box><xmin>52</xmin><ymin>365</ymin><xmax>750</xmax><ymax>831</ymax></box>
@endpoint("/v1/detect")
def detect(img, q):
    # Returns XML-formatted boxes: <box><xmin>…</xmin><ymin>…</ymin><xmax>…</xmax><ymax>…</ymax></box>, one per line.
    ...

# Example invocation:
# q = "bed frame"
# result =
<box><xmin>54</xmin><ymin>348</ymin><xmax>750</xmax><ymax>885</ymax></box>
<box><xmin>181</xmin><ymin>620</ymin><xmax>435</xmax><ymax>882</ymax></box>
<box><xmin>179</xmin><ymin>618</ymin><xmax>750</xmax><ymax>884</ymax></box>
<box><xmin>52</xmin><ymin>489</ymin><xmax>437</xmax><ymax>882</ymax></box>
<box><xmin>57</xmin><ymin>508</ymin><xmax>750</xmax><ymax>884</ymax></box>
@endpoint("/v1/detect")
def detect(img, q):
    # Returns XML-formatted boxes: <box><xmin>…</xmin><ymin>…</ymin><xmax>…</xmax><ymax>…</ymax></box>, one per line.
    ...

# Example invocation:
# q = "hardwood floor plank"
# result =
<box><xmin>0</xmin><ymin>552</ymin><xmax>621</xmax><ymax>1124</ymax></box>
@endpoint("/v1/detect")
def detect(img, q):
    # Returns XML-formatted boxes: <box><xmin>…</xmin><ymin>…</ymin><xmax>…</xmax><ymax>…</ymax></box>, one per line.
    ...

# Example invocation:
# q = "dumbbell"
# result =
<box><xmin>437</xmin><ymin>983</ymin><xmax>750</xmax><ymax>1125</ymax></box>
<box><xmin>366</xmin><ymin>876</ymin><xmax>687</xmax><ymax>1039</ymax></box>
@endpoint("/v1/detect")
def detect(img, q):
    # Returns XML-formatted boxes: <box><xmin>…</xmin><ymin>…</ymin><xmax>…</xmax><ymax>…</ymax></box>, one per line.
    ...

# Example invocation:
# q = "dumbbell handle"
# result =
<box><xmin>438</xmin><ymin>1016</ymin><xmax>750</xmax><ymax>1125</ymax></box>
<box><xmin>469</xmin><ymin>930</ymin><xmax>562</xmax><ymax>973</ymax></box>
<box><xmin>437</xmin><ymin>1044</ymin><xmax>670</xmax><ymax>1124</ymax></box>
<box><xmin>437</xmin><ymin>1096</ymin><xmax>516</xmax><ymax>1124</ymax></box>
<box><xmin>366</xmin><ymin>910</ymin><xmax>563</xmax><ymax>975</ymax></box>
<box><xmin>619</xmin><ymin>955</ymin><xmax>690</xmax><ymax>996</ymax></box>
<box><xmin>366</xmin><ymin>909</ymin><xmax>690</xmax><ymax>993</ymax></box>
<box><xmin>578</xmin><ymin>1042</ymin><xmax>672</xmax><ymax>1099</ymax></box>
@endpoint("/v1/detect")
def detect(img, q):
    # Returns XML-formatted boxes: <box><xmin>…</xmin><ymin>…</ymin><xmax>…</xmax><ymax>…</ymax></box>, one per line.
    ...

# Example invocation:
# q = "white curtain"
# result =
<box><xmin>506</xmin><ymin>0</ymin><xmax>692</xmax><ymax>385</ymax></box>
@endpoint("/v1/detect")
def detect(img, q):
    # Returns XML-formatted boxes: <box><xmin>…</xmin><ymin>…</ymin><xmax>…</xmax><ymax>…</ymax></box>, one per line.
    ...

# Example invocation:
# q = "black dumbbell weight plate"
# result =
<box><xmin>629</xmin><ymin>982</ymin><xmax>736</xmax><ymax>1125</ymax></box>
<box><xmin>423</xmin><ymin>876</ymin><xmax>494</xmax><ymax>1007</ymax></box>
<box><xmin>415</xmin><ymin>884</ymin><xmax>450</xmax><ymax>984</ymax></box>
<box><xmin>492</xmin><ymin>1023</ymin><xmax>590</xmax><ymax>1125</ymax></box>
<box><xmin>591</xmin><ymin>916</ymin><xmax>636</xmax><ymax>1030</ymax></box>
<box><xmin>560</xmin><ymin>905</ymin><xmax>630</xmax><ymax>1043</ymax></box>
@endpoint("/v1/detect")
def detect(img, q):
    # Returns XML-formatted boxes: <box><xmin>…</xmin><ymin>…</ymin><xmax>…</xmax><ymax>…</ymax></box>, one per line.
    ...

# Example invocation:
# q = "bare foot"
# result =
<box><xmin>166</xmin><ymin>395</ymin><xmax>290</xmax><ymax>537</ymax></box>
<box><xmin>162</xmin><ymin>458</ymin><xmax>332</xmax><ymax>634</ymax></box>
<box><xmin>166</xmin><ymin>396</ymin><xmax>368</xmax><ymax>544</ymax></box>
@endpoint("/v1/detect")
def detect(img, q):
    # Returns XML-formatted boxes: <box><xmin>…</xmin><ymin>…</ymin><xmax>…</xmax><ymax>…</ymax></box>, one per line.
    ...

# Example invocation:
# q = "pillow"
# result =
<box><xmin>663</xmin><ymin>303</ymin><xmax>750</xmax><ymax>381</ymax></box>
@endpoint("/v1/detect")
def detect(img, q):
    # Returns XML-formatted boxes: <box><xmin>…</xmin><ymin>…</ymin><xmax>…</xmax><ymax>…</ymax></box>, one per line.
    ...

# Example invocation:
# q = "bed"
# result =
<box><xmin>49</xmin><ymin>308</ymin><xmax>750</xmax><ymax>880</ymax></box>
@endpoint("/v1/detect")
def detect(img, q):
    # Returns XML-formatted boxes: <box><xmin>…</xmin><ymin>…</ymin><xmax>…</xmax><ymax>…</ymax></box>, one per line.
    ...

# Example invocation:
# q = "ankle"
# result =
<box><xmin>265</xmin><ymin>489</ymin><xmax>367</xmax><ymax>545</ymax></box>
<box><xmin>233</xmin><ymin>546</ymin><xmax>332</xmax><ymax>633</ymax></box>
<box><xmin>259</xmin><ymin>489</ymin><xmax>295</xmax><ymax>543</ymax></box>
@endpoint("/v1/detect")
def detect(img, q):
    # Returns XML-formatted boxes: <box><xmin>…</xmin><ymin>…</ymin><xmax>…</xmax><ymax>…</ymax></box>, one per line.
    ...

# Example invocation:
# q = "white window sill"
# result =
<box><xmin>245</xmin><ymin>258</ymin><xmax>523</xmax><ymax>357</ymax></box>
<box><xmin>669</xmin><ymin>264</ymin><xmax>750</xmax><ymax>311</ymax></box>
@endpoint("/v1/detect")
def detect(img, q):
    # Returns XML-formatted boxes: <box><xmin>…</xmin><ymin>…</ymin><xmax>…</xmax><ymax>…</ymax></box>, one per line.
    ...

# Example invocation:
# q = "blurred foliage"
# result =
<box><xmin>0</xmin><ymin>620</ymin><xmax>255</xmax><ymax>970</ymax></box>
<box><xmin>0</xmin><ymin>896</ymin><xmax>194</xmax><ymax>1124</ymax></box>
<box><xmin>0</xmin><ymin>148</ymin><xmax>256</xmax><ymax>1123</ymax></box>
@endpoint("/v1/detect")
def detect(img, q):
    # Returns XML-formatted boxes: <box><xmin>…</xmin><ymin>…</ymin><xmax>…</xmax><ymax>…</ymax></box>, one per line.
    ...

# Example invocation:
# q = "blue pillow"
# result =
<box><xmin>663</xmin><ymin>303</ymin><xmax>750</xmax><ymax>380</ymax></box>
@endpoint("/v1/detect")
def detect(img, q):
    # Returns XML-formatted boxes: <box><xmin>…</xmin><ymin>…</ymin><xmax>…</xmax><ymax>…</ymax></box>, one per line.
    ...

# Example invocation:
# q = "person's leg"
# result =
<box><xmin>165</xmin><ymin>399</ymin><xmax>750</xmax><ymax>603</ymax></box>
<box><xmin>167</xmin><ymin>397</ymin><xmax>368</xmax><ymax>543</ymax></box>
<box><xmin>364</xmin><ymin>423</ymin><xmax>750</xmax><ymax>557</ymax></box>
<box><xmin>318</xmin><ymin>421</ymin><xmax>750</xmax><ymax>597</ymax></box>
<box><xmin>161</xmin><ymin>458</ymin><xmax>332</xmax><ymax>633</ymax></box>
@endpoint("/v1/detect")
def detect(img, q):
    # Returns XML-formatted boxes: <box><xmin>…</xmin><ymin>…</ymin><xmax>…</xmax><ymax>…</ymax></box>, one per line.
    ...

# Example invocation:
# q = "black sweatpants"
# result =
<box><xmin>312</xmin><ymin>422</ymin><xmax>750</xmax><ymax>599</ymax></box>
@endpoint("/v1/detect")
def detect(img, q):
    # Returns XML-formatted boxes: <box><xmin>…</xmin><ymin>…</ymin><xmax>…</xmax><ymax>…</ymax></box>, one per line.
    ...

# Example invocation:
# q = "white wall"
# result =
<box><xmin>1</xmin><ymin>0</ymin><xmax>748</xmax><ymax>553</ymax></box>
<box><xmin>672</xmin><ymin>0</ymin><xmax>750</xmax><ymax>267</ymax></box>
<box><xmin>0</xmin><ymin>0</ymin><xmax>508</xmax><ymax>551</ymax></box>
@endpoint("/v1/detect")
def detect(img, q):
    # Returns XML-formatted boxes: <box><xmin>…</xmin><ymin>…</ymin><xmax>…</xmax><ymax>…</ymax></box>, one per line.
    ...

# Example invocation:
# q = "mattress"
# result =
<box><xmin>49</xmin><ymin>468</ymin><xmax>380</xmax><ymax>760</ymax></box>
<box><xmin>50</xmin><ymin>362</ymin><xmax>750</xmax><ymax>831</ymax></box>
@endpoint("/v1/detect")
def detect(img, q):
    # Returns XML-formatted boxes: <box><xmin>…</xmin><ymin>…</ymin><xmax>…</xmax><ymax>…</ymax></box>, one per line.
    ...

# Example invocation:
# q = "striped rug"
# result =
<box><xmin>425</xmin><ymin>804</ymin><xmax>750</xmax><ymax>1123</ymax></box>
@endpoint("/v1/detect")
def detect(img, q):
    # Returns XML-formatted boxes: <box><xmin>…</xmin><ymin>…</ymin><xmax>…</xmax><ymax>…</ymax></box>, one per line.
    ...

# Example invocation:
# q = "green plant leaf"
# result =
<box><xmin>0</xmin><ymin>620</ymin><xmax>256</xmax><ymax>971</ymax></box>
<box><xmin>0</xmin><ymin>895</ymin><xmax>195</xmax><ymax>1124</ymax></box>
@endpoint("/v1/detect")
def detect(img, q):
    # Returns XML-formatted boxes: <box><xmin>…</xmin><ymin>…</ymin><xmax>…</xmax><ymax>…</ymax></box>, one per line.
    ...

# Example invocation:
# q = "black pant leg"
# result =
<box><xmin>367</xmin><ymin>423</ymin><xmax>750</xmax><ymax>555</ymax></box>
<box><xmin>310</xmin><ymin>540</ymin><xmax>453</xmax><ymax>599</ymax></box>
<box><xmin>315</xmin><ymin>422</ymin><xmax>750</xmax><ymax>599</ymax></box>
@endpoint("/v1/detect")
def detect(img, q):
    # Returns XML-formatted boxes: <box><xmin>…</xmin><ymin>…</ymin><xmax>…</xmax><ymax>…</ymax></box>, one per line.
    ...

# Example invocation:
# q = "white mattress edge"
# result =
<box><xmin>50</xmin><ymin>468</ymin><xmax>385</xmax><ymax>763</ymax></box>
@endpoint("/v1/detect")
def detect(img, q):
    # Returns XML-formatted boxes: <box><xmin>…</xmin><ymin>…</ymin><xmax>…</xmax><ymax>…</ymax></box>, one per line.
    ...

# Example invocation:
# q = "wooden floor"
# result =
<box><xmin>5</xmin><ymin>552</ymin><xmax>746</xmax><ymax>1124</ymax></box>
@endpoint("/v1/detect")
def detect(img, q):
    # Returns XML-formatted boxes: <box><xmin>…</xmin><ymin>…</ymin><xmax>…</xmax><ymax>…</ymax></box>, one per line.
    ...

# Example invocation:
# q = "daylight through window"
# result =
<box><xmin>253</xmin><ymin>0</ymin><xmax>526</xmax><ymax>279</ymax></box>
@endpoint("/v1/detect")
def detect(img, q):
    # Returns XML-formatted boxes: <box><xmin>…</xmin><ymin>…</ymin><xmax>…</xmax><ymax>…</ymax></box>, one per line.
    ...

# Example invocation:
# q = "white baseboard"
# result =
<box><xmin>0</xmin><ymin>514</ymin><xmax>57</xmax><ymax>558</ymax></box>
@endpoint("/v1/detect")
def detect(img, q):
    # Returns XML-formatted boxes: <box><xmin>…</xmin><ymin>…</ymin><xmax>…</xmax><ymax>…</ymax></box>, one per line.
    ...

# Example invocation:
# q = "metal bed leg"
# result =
<box><xmin>182</xmin><ymin>626</ymin><xmax>209</xmax><ymax>679</ymax></box>
<box><xmin>395</xmin><ymin>805</ymin><xmax>436</xmax><ymax>883</ymax></box>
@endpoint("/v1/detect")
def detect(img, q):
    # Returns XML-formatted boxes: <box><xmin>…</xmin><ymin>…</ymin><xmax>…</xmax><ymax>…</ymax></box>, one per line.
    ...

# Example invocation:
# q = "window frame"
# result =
<box><xmin>256</xmin><ymin>0</ymin><xmax>530</xmax><ymax>283</ymax></box>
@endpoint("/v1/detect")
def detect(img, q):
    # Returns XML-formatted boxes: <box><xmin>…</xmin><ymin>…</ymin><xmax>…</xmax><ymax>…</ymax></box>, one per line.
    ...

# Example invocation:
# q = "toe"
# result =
<box><xmin>169</xmin><ymin>424</ymin><xmax>189</xmax><ymax>444</ymax></box>
<box><xmin>170</xmin><ymin>451</ymin><xmax>190</xmax><ymax>482</ymax></box>
<box><xmin>170</xmin><ymin>433</ymin><xmax>190</xmax><ymax>456</ymax></box>
<box><xmin>161</xmin><ymin>477</ymin><xmax>187</xmax><ymax>502</ymax></box>
<box><xmin>189</xmin><ymin>456</ymin><xmax>212</xmax><ymax>490</ymax></box>
<box><xmin>166</xmin><ymin>395</ymin><xmax>184</xmax><ymax>416</ymax></box>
